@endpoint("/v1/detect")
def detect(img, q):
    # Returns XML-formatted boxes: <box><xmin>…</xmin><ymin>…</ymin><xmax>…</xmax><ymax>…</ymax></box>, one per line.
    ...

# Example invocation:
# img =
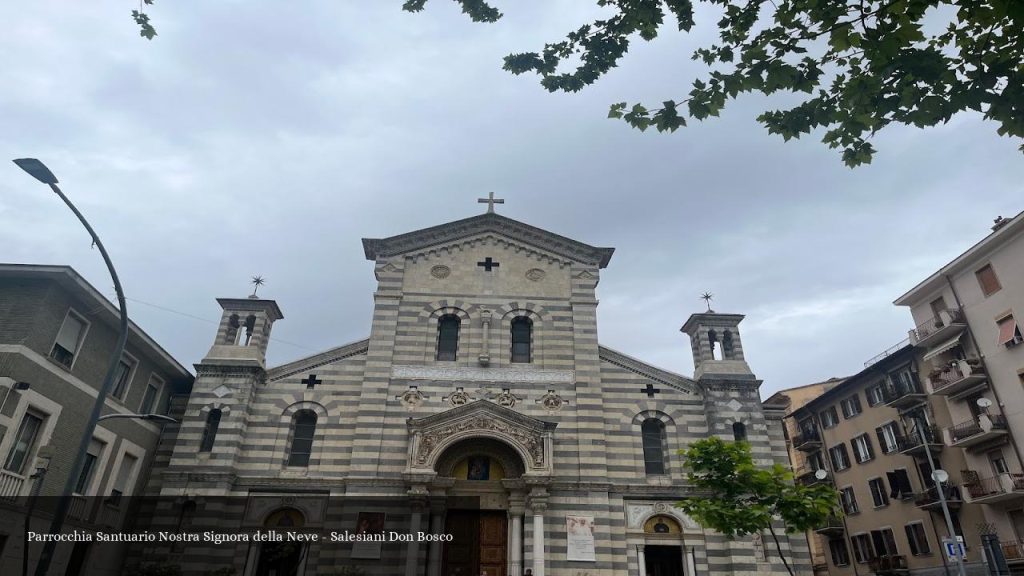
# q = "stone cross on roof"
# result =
<box><xmin>477</xmin><ymin>192</ymin><xmax>504</xmax><ymax>214</ymax></box>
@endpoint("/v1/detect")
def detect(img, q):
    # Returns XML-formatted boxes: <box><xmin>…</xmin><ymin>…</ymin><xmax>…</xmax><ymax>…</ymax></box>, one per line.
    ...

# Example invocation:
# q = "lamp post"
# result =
<box><xmin>13</xmin><ymin>158</ymin><xmax>129</xmax><ymax>576</ymax></box>
<box><xmin>914</xmin><ymin>416</ymin><xmax>966</xmax><ymax>576</ymax></box>
<box><xmin>97</xmin><ymin>413</ymin><xmax>178</xmax><ymax>424</ymax></box>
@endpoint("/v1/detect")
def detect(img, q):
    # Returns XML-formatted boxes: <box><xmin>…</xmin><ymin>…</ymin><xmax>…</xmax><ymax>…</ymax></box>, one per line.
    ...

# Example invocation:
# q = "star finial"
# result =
<box><xmin>251</xmin><ymin>275</ymin><xmax>266</xmax><ymax>297</ymax></box>
<box><xmin>700</xmin><ymin>292</ymin><xmax>714</xmax><ymax>312</ymax></box>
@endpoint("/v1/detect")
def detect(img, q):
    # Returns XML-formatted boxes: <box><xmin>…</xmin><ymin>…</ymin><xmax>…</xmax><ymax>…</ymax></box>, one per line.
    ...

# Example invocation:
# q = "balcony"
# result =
<box><xmin>914</xmin><ymin>484</ymin><xmax>962</xmax><ymax>511</ymax></box>
<box><xmin>793</xmin><ymin>429</ymin><xmax>823</xmax><ymax>452</ymax></box>
<box><xmin>882</xmin><ymin>382</ymin><xmax>927</xmax><ymax>410</ymax></box>
<box><xmin>948</xmin><ymin>414</ymin><xmax>1009</xmax><ymax>448</ymax></box>
<box><xmin>868</xmin><ymin>554</ymin><xmax>910</xmax><ymax>575</ymax></box>
<box><xmin>895</xmin><ymin>425</ymin><xmax>943</xmax><ymax>456</ymax></box>
<box><xmin>909</xmin><ymin>308</ymin><xmax>966</xmax><ymax>348</ymax></box>
<box><xmin>964</xmin><ymin>472</ymin><xmax>1024</xmax><ymax>504</ymax></box>
<box><xmin>0</xmin><ymin>469</ymin><xmax>26</xmax><ymax>502</ymax></box>
<box><xmin>814</xmin><ymin>515</ymin><xmax>844</xmax><ymax>537</ymax></box>
<box><xmin>1003</xmin><ymin>540</ymin><xmax>1024</xmax><ymax>564</ymax></box>
<box><xmin>795</xmin><ymin>465</ymin><xmax>829</xmax><ymax>486</ymax></box>
<box><xmin>928</xmin><ymin>359</ymin><xmax>987</xmax><ymax>397</ymax></box>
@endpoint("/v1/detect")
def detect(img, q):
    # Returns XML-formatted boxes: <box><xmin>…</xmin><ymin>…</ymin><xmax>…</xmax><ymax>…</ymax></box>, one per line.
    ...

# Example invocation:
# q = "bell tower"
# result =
<box><xmin>203</xmin><ymin>296</ymin><xmax>284</xmax><ymax>369</ymax></box>
<box><xmin>680</xmin><ymin>312</ymin><xmax>754</xmax><ymax>381</ymax></box>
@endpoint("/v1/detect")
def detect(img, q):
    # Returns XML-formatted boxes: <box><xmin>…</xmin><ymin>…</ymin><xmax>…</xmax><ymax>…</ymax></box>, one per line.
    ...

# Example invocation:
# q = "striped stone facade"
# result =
<box><xmin>140</xmin><ymin>212</ymin><xmax>809</xmax><ymax>575</ymax></box>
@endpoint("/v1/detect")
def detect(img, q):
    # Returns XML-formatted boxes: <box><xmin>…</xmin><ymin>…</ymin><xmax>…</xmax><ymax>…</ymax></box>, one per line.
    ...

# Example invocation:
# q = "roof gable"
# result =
<box><xmin>599</xmin><ymin>345</ymin><xmax>699</xmax><ymax>395</ymax></box>
<box><xmin>362</xmin><ymin>213</ymin><xmax>614</xmax><ymax>268</ymax></box>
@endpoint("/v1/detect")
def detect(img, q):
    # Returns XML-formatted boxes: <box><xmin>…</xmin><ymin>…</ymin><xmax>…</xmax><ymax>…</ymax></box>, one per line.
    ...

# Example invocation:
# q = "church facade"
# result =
<box><xmin>137</xmin><ymin>204</ymin><xmax>809</xmax><ymax>576</ymax></box>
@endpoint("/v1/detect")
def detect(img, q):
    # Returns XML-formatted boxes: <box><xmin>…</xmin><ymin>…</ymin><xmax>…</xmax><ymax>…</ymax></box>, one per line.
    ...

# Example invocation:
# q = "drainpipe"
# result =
<box><xmin>944</xmin><ymin>275</ymin><xmax>1024</xmax><ymax>470</ymax></box>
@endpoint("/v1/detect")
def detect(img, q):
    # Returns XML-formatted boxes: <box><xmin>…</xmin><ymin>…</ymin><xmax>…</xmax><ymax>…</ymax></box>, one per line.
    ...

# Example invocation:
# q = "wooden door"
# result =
<box><xmin>479</xmin><ymin>512</ymin><xmax>507</xmax><ymax>576</ymax></box>
<box><xmin>444</xmin><ymin>510</ymin><xmax>479</xmax><ymax>576</ymax></box>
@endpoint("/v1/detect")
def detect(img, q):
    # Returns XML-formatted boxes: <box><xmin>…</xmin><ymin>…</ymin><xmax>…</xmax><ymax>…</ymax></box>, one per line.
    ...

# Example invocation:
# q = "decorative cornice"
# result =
<box><xmin>392</xmin><ymin>364</ymin><xmax>574</xmax><ymax>384</ymax></box>
<box><xmin>194</xmin><ymin>364</ymin><xmax>266</xmax><ymax>381</ymax></box>
<box><xmin>362</xmin><ymin>213</ymin><xmax>615</xmax><ymax>268</ymax></box>
<box><xmin>598</xmin><ymin>345</ymin><xmax>700</xmax><ymax>395</ymax></box>
<box><xmin>267</xmin><ymin>338</ymin><xmax>370</xmax><ymax>381</ymax></box>
<box><xmin>407</xmin><ymin>399</ymin><xmax>557</xmax><ymax>432</ymax></box>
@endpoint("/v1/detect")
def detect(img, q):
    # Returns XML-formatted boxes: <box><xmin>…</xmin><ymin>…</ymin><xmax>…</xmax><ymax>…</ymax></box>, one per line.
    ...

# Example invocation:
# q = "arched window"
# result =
<box><xmin>511</xmin><ymin>317</ymin><xmax>532</xmax><ymax>363</ymax></box>
<box><xmin>733</xmin><ymin>421</ymin><xmax>747</xmax><ymax>442</ymax></box>
<box><xmin>436</xmin><ymin>315</ymin><xmax>461</xmax><ymax>361</ymax></box>
<box><xmin>641</xmin><ymin>419</ymin><xmax>667</xmax><ymax>475</ymax></box>
<box><xmin>224</xmin><ymin>314</ymin><xmax>240</xmax><ymax>344</ymax></box>
<box><xmin>199</xmin><ymin>409</ymin><xmax>222</xmax><ymax>452</ymax></box>
<box><xmin>287</xmin><ymin>410</ymin><xmax>318</xmax><ymax>467</ymax></box>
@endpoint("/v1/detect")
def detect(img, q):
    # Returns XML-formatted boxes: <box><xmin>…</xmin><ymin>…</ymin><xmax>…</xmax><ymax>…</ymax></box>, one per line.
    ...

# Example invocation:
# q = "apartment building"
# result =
<box><xmin>0</xmin><ymin>264</ymin><xmax>193</xmax><ymax>575</ymax></box>
<box><xmin>894</xmin><ymin>211</ymin><xmax>1024</xmax><ymax>568</ymax></box>
<box><xmin>789</xmin><ymin>344</ymin><xmax>990</xmax><ymax>576</ymax></box>
<box><xmin>766</xmin><ymin>377</ymin><xmax>846</xmax><ymax>575</ymax></box>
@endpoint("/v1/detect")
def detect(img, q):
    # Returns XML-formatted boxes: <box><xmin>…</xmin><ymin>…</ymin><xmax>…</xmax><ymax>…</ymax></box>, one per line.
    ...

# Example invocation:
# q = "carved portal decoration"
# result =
<box><xmin>444</xmin><ymin>387</ymin><xmax>473</xmax><ymax>407</ymax></box>
<box><xmin>537</xmin><ymin>390</ymin><xmax>566</xmax><ymax>413</ymax></box>
<box><xmin>407</xmin><ymin>400</ymin><xmax>556</xmax><ymax>476</ymax></box>
<box><xmin>626</xmin><ymin>501</ymin><xmax>700</xmax><ymax>532</ymax></box>
<box><xmin>397</xmin><ymin>386</ymin><xmax>427</xmax><ymax>411</ymax></box>
<box><xmin>493</xmin><ymin>388</ymin><xmax>519</xmax><ymax>408</ymax></box>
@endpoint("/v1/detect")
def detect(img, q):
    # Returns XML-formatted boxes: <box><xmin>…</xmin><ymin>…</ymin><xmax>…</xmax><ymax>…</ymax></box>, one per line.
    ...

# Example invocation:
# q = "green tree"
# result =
<box><xmin>676</xmin><ymin>437</ymin><xmax>839</xmax><ymax>576</ymax></box>
<box><xmin>130</xmin><ymin>1</ymin><xmax>1022</xmax><ymax>167</ymax></box>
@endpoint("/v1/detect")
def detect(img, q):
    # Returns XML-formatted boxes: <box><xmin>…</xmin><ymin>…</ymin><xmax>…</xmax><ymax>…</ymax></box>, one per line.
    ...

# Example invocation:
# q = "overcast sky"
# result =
<box><xmin>2</xmin><ymin>1</ymin><xmax>1021</xmax><ymax>396</ymax></box>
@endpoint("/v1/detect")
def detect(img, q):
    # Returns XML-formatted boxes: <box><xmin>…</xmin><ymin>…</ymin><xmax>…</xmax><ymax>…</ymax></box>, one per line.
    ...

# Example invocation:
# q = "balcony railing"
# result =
<box><xmin>1003</xmin><ymin>540</ymin><xmax>1024</xmax><ymax>563</ymax></box>
<box><xmin>914</xmin><ymin>484</ymin><xmax>962</xmax><ymax>509</ymax></box>
<box><xmin>928</xmin><ymin>359</ymin><xmax>987</xmax><ymax>396</ymax></box>
<box><xmin>815</xmin><ymin>515</ymin><xmax>845</xmax><ymax>536</ymax></box>
<box><xmin>964</xmin><ymin>472</ymin><xmax>1024</xmax><ymax>503</ymax></box>
<box><xmin>910</xmin><ymin>308</ymin><xmax>966</xmax><ymax>347</ymax></box>
<box><xmin>882</xmin><ymin>382</ymin><xmax>927</xmax><ymax>409</ymax></box>
<box><xmin>795</xmin><ymin>465</ymin><xmax>829</xmax><ymax>485</ymax></box>
<box><xmin>895</xmin><ymin>425</ymin><xmax>943</xmax><ymax>454</ymax></box>
<box><xmin>948</xmin><ymin>414</ymin><xmax>1008</xmax><ymax>448</ymax></box>
<box><xmin>864</xmin><ymin>337</ymin><xmax>911</xmax><ymax>368</ymax></box>
<box><xmin>869</xmin><ymin>554</ymin><xmax>909</xmax><ymax>574</ymax></box>
<box><xmin>0</xmin><ymin>470</ymin><xmax>26</xmax><ymax>502</ymax></box>
<box><xmin>793</xmin><ymin>429</ymin><xmax>822</xmax><ymax>451</ymax></box>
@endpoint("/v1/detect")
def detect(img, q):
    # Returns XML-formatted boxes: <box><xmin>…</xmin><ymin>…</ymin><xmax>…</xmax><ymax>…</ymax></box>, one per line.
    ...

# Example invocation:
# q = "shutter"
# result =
<box><xmin>977</xmin><ymin>265</ymin><xmax>1001</xmax><ymax>295</ymax></box>
<box><xmin>886</xmin><ymin>471</ymin><xmax>899</xmax><ymax>498</ymax></box>
<box><xmin>865</xmin><ymin>435</ymin><xmax>875</xmax><ymax>460</ymax></box>
<box><xmin>56</xmin><ymin>314</ymin><xmax>85</xmax><ymax>351</ymax></box>
<box><xmin>876</xmin><ymin>428</ymin><xmax>888</xmax><ymax>454</ymax></box>
<box><xmin>998</xmin><ymin>316</ymin><xmax>1018</xmax><ymax>345</ymax></box>
<box><xmin>904</xmin><ymin>525</ymin><xmax>919</xmax><ymax>556</ymax></box>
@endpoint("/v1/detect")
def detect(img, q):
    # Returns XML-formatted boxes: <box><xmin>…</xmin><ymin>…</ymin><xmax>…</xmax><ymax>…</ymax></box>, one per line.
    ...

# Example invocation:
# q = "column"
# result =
<box><xmin>532</xmin><ymin>512</ymin><xmax>545</xmax><ymax>576</ymax></box>
<box><xmin>406</xmin><ymin>491</ymin><xmax>428</xmax><ymax>576</ymax></box>
<box><xmin>427</xmin><ymin>502</ymin><xmax>445</xmax><ymax>576</ymax></box>
<box><xmin>510</xmin><ymin>513</ymin><xmax>524</xmax><ymax>576</ymax></box>
<box><xmin>479</xmin><ymin>309</ymin><xmax>492</xmax><ymax>365</ymax></box>
<box><xmin>637</xmin><ymin>544</ymin><xmax>647</xmax><ymax>576</ymax></box>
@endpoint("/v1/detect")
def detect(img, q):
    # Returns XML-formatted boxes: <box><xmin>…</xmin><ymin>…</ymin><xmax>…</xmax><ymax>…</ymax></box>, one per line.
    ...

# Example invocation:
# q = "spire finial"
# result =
<box><xmin>700</xmin><ymin>292</ymin><xmax>714</xmax><ymax>312</ymax></box>
<box><xmin>477</xmin><ymin>191</ymin><xmax>505</xmax><ymax>214</ymax></box>
<box><xmin>250</xmin><ymin>275</ymin><xmax>266</xmax><ymax>297</ymax></box>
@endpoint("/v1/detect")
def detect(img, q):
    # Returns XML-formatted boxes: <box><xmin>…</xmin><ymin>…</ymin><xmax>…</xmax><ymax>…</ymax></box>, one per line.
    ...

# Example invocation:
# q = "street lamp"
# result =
<box><xmin>915</xmin><ymin>418</ymin><xmax>966</xmax><ymax>576</ymax></box>
<box><xmin>97</xmin><ymin>413</ymin><xmax>178</xmax><ymax>424</ymax></box>
<box><xmin>13</xmin><ymin>158</ymin><xmax>129</xmax><ymax>576</ymax></box>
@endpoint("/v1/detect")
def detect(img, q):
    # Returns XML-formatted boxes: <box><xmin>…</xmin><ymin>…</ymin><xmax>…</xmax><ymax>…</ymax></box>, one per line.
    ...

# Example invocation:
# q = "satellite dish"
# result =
<box><xmin>932</xmin><ymin>469</ymin><xmax>949</xmax><ymax>483</ymax></box>
<box><xmin>815</xmin><ymin>469</ymin><xmax>828</xmax><ymax>480</ymax></box>
<box><xmin>977</xmin><ymin>398</ymin><xmax>993</xmax><ymax>408</ymax></box>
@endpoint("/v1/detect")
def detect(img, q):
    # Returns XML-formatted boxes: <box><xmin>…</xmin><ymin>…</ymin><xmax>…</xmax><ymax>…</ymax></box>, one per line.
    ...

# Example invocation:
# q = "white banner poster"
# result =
<box><xmin>566</xmin><ymin>515</ymin><xmax>596</xmax><ymax>562</ymax></box>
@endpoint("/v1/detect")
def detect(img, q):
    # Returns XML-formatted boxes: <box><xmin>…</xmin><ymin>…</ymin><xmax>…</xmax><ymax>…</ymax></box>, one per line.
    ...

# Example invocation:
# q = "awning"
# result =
<box><xmin>998</xmin><ymin>316</ymin><xmax>1019</xmax><ymax>345</ymax></box>
<box><xmin>923</xmin><ymin>335</ymin><xmax>962</xmax><ymax>362</ymax></box>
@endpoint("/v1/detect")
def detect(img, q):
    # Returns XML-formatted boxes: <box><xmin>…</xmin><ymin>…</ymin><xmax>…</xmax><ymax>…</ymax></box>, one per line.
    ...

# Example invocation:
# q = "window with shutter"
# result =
<box><xmin>851</xmin><ymin>534</ymin><xmax>874</xmax><ymax>563</ymax></box>
<box><xmin>74</xmin><ymin>438</ymin><xmax>104</xmax><ymax>494</ymax></box>
<box><xmin>51</xmin><ymin>311</ymin><xmax>87</xmax><ymax>368</ymax></box>
<box><xmin>829</xmin><ymin>539</ymin><xmax>851</xmax><ymax>566</ymax></box>
<box><xmin>3</xmin><ymin>412</ymin><xmax>44</xmax><ymax>474</ymax></box>
<box><xmin>869</xmin><ymin>478</ymin><xmax>889</xmax><ymax>507</ymax></box>
<box><xmin>905</xmin><ymin>523</ymin><xmax>930</xmax><ymax>555</ymax></box>
<box><xmin>997</xmin><ymin>315</ymin><xmax>1022</xmax><ymax>346</ymax></box>
<box><xmin>976</xmin><ymin>264</ymin><xmax>1002</xmax><ymax>296</ymax></box>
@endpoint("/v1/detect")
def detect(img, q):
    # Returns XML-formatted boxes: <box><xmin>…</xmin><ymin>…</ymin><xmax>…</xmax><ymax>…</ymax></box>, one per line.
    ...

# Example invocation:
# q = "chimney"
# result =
<box><xmin>992</xmin><ymin>216</ymin><xmax>1010</xmax><ymax>232</ymax></box>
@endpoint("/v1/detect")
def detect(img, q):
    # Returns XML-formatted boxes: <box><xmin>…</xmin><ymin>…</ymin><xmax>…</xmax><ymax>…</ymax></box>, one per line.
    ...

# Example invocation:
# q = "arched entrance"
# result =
<box><xmin>406</xmin><ymin>400</ymin><xmax>556</xmax><ymax>576</ymax></box>
<box><xmin>251</xmin><ymin>508</ymin><xmax>309</xmax><ymax>576</ymax></box>
<box><xmin>436</xmin><ymin>437</ymin><xmax>526</xmax><ymax>576</ymax></box>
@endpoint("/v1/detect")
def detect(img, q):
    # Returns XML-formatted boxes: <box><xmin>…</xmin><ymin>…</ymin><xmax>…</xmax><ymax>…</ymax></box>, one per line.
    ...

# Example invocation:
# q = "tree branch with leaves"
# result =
<box><xmin>675</xmin><ymin>437</ymin><xmax>840</xmax><ymax>576</ymax></box>
<box><xmin>129</xmin><ymin>1</ymin><xmax>1022</xmax><ymax>167</ymax></box>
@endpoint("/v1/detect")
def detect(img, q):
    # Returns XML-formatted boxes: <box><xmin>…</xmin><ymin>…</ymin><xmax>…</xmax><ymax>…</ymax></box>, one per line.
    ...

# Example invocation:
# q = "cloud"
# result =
<box><xmin>1</xmin><ymin>0</ymin><xmax>1021</xmax><ymax>397</ymax></box>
